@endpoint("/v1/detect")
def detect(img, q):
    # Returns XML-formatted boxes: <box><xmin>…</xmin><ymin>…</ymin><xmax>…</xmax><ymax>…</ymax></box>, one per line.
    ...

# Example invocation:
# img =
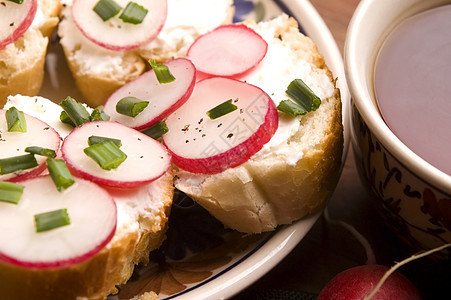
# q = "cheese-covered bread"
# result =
<box><xmin>1</xmin><ymin>95</ymin><xmax>173</xmax><ymax>300</ymax></box>
<box><xmin>174</xmin><ymin>15</ymin><xmax>344</xmax><ymax>233</ymax></box>
<box><xmin>0</xmin><ymin>0</ymin><xmax>61</xmax><ymax>106</ymax></box>
<box><xmin>58</xmin><ymin>0</ymin><xmax>235</xmax><ymax>107</ymax></box>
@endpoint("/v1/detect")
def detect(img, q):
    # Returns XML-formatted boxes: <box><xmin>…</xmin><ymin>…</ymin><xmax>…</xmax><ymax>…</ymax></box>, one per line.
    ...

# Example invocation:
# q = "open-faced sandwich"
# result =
<box><xmin>0</xmin><ymin>0</ymin><xmax>61</xmax><ymax>105</ymax></box>
<box><xmin>0</xmin><ymin>1</ymin><xmax>343</xmax><ymax>299</ymax></box>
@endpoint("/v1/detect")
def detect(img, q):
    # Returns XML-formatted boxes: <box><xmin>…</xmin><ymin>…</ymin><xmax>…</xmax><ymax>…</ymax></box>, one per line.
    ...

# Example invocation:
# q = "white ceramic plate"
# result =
<box><xmin>40</xmin><ymin>0</ymin><xmax>350</xmax><ymax>299</ymax></box>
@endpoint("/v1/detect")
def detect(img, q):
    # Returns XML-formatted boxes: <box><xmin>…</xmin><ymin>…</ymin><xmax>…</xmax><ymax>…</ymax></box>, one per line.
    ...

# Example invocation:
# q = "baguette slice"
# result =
<box><xmin>58</xmin><ymin>0</ymin><xmax>235</xmax><ymax>108</ymax></box>
<box><xmin>0</xmin><ymin>0</ymin><xmax>61</xmax><ymax>106</ymax></box>
<box><xmin>174</xmin><ymin>15</ymin><xmax>344</xmax><ymax>233</ymax></box>
<box><xmin>0</xmin><ymin>95</ymin><xmax>174</xmax><ymax>300</ymax></box>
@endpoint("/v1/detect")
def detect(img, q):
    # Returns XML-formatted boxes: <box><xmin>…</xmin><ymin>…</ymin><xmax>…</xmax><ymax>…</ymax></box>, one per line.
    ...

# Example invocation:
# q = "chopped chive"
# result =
<box><xmin>206</xmin><ymin>99</ymin><xmax>238</xmax><ymax>120</ymax></box>
<box><xmin>143</xmin><ymin>120</ymin><xmax>168</xmax><ymax>139</ymax></box>
<box><xmin>25</xmin><ymin>146</ymin><xmax>57</xmax><ymax>158</ymax></box>
<box><xmin>88</xmin><ymin>135</ymin><xmax>122</xmax><ymax>147</ymax></box>
<box><xmin>116</xmin><ymin>97</ymin><xmax>149</xmax><ymax>118</ymax></box>
<box><xmin>6</xmin><ymin>107</ymin><xmax>27</xmax><ymax>132</ymax></box>
<box><xmin>0</xmin><ymin>181</ymin><xmax>24</xmax><ymax>205</ymax></box>
<box><xmin>46</xmin><ymin>158</ymin><xmax>75</xmax><ymax>192</ymax></box>
<box><xmin>93</xmin><ymin>0</ymin><xmax>122</xmax><ymax>21</ymax></box>
<box><xmin>277</xmin><ymin>99</ymin><xmax>308</xmax><ymax>117</ymax></box>
<box><xmin>60</xmin><ymin>111</ymin><xmax>76</xmax><ymax>127</ymax></box>
<box><xmin>60</xmin><ymin>96</ymin><xmax>91</xmax><ymax>126</ymax></box>
<box><xmin>0</xmin><ymin>154</ymin><xmax>38</xmax><ymax>175</ymax></box>
<box><xmin>286</xmin><ymin>79</ymin><xmax>321</xmax><ymax>112</ymax></box>
<box><xmin>84</xmin><ymin>140</ymin><xmax>127</xmax><ymax>170</ymax></box>
<box><xmin>90</xmin><ymin>106</ymin><xmax>110</xmax><ymax>121</ymax></box>
<box><xmin>34</xmin><ymin>208</ymin><xmax>71</xmax><ymax>233</ymax></box>
<box><xmin>149</xmin><ymin>59</ymin><xmax>175</xmax><ymax>84</ymax></box>
<box><xmin>119</xmin><ymin>1</ymin><xmax>148</xmax><ymax>24</ymax></box>
<box><xmin>7</xmin><ymin>0</ymin><xmax>24</xmax><ymax>4</ymax></box>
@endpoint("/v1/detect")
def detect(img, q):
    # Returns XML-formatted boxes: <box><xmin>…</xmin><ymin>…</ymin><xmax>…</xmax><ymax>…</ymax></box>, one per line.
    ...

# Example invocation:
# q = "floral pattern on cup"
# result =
<box><xmin>351</xmin><ymin>102</ymin><xmax>451</xmax><ymax>259</ymax></box>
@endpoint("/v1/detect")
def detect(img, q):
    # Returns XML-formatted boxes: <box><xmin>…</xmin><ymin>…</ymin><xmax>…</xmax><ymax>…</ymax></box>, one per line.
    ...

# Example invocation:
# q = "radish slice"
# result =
<box><xmin>72</xmin><ymin>0</ymin><xmax>167</xmax><ymax>51</ymax></box>
<box><xmin>0</xmin><ymin>109</ymin><xmax>61</xmax><ymax>182</ymax></box>
<box><xmin>61</xmin><ymin>121</ymin><xmax>171</xmax><ymax>188</ymax></box>
<box><xmin>163</xmin><ymin>77</ymin><xmax>278</xmax><ymax>174</ymax></box>
<box><xmin>0</xmin><ymin>0</ymin><xmax>37</xmax><ymax>49</ymax></box>
<box><xmin>0</xmin><ymin>175</ymin><xmax>116</xmax><ymax>269</ymax></box>
<box><xmin>104</xmin><ymin>58</ymin><xmax>196</xmax><ymax>130</ymax></box>
<box><xmin>186</xmin><ymin>24</ymin><xmax>268</xmax><ymax>77</ymax></box>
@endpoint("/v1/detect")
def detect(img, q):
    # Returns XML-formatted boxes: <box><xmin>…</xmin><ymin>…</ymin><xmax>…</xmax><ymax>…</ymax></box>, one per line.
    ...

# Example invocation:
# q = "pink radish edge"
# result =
<box><xmin>0</xmin><ymin>0</ymin><xmax>37</xmax><ymax>49</ymax></box>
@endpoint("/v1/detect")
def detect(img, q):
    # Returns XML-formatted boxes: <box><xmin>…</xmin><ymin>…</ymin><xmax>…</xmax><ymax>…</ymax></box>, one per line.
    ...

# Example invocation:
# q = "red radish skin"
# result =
<box><xmin>103</xmin><ymin>58</ymin><xmax>196</xmax><ymax>130</ymax></box>
<box><xmin>0</xmin><ymin>175</ymin><xmax>117</xmax><ymax>269</ymax></box>
<box><xmin>62</xmin><ymin>121</ymin><xmax>171</xmax><ymax>188</ymax></box>
<box><xmin>0</xmin><ymin>109</ymin><xmax>61</xmax><ymax>182</ymax></box>
<box><xmin>163</xmin><ymin>77</ymin><xmax>278</xmax><ymax>174</ymax></box>
<box><xmin>0</xmin><ymin>0</ymin><xmax>37</xmax><ymax>49</ymax></box>
<box><xmin>317</xmin><ymin>265</ymin><xmax>421</xmax><ymax>300</ymax></box>
<box><xmin>72</xmin><ymin>0</ymin><xmax>167</xmax><ymax>51</ymax></box>
<box><xmin>187</xmin><ymin>24</ymin><xmax>268</xmax><ymax>77</ymax></box>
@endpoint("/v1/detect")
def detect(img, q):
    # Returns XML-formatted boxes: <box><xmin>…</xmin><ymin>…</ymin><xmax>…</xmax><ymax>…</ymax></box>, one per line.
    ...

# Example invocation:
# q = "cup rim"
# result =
<box><xmin>344</xmin><ymin>0</ymin><xmax>451</xmax><ymax>195</ymax></box>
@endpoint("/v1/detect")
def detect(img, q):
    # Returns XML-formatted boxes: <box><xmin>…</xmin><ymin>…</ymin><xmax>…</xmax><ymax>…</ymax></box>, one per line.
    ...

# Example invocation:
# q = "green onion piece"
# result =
<box><xmin>93</xmin><ymin>0</ymin><xmax>122</xmax><ymax>21</ymax></box>
<box><xmin>7</xmin><ymin>0</ymin><xmax>24</xmax><ymax>4</ymax></box>
<box><xmin>25</xmin><ymin>146</ymin><xmax>57</xmax><ymax>158</ymax></box>
<box><xmin>277</xmin><ymin>99</ymin><xmax>308</xmax><ymax>117</ymax></box>
<box><xmin>0</xmin><ymin>154</ymin><xmax>38</xmax><ymax>175</ymax></box>
<box><xmin>0</xmin><ymin>181</ymin><xmax>24</xmax><ymax>205</ymax></box>
<box><xmin>116</xmin><ymin>97</ymin><xmax>149</xmax><ymax>118</ymax></box>
<box><xmin>119</xmin><ymin>1</ymin><xmax>148</xmax><ymax>24</ymax></box>
<box><xmin>60</xmin><ymin>111</ymin><xmax>76</xmax><ymax>127</ymax></box>
<box><xmin>34</xmin><ymin>208</ymin><xmax>71</xmax><ymax>233</ymax></box>
<box><xmin>90</xmin><ymin>106</ymin><xmax>110</xmax><ymax>121</ymax></box>
<box><xmin>46</xmin><ymin>158</ymin><xmax>75</xmax><ymax>192</ymax></box>
<box><xmin>6</xmin><ymin>107</ymin><xmax>27</xmax><ymax>132</ymax></box>
<box><xmin>84</xmin><ymin>140</ymin><xmax>127</xmax><ymax>170</ymax></box>
<box><xmin>286</xmin><ymin>78</ymin><xmax>321</xmax><ymax>112</ymax></box>
<box><xmin>143</xmin><ymin>120</ymin><xmax>168</xmax><ymax>139</ymax></box>
<box><xmin>206</xmin><ymin>99</ymin><xmax>238</xmax><ymax>120</ymax></box>
<box><xmin>60</xmin><ymin>96</ymin><xmax>91</xmax><ymax>127</ymax></box>
<box><xmin>88</xmin><ymin>135</ymin><xmax>122</xmax><ymax>147</ymax></box>
<box><xmin>149</xmin><ymin>59</ymin><xmax>175</xmax><ymax>84</ymax></box>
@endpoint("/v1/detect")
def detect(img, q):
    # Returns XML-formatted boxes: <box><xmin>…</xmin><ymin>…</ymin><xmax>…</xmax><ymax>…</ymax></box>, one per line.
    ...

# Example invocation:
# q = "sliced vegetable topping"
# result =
<box><xmin>0</xmin><ymin>175</ymin><xmax>117</xmax><ymax>269</ymax></box>
<box><xmin>93</xmin><ymin>0</ymin><xmax>121</xmax><ymax>21</ymax></box>
<box><xmin>277</xmin><ymin>99</ymin><xmax>308</xmax><ymax>117</ymax></box>
<box><xmin>24</xmin><ymin>146</ymin><xmax>57</xmax><ymax>158</ymax></box>
<box><xmin>285</xmin><ymin>78</ymin><xmax>321</xmax><ymax>112</ymax></box>
<box><xmin>0</xmin><ymin>109</ymin><xmax>61</xmax><ymax>182</ymax></box>
<box><xmin>5</xmin><ymin>107</ymin><xmax>27</xmax><ymax>132</ymax></box>
<box><xmin>187</xmin><ymin>24</ymin><xmax>268</xmax><ymax>77</ymax></box>
<box><xmin>60</xmin><ymin>96</ymin><xmax>91</xmax><ymax>127</ymax></box>
<box><xmin>90</xmin><ymin>106</ymin><xmax>110</xmax><ymax>121</ymax></box>
<box><xmin>206</xmin><ymin>99</ymin><xmax>238</xmax><ymax>120</ymax></box>
<box><xmin>104</xmin><ymin>58</ymin><xmax>196</xmax><ymax>130</ymax></box>
<box><xmin>84</xmin><ymin>140</ymin><xmax>127</xmax><ymax>170</ymax></box>
<box><xmin>0</xmin><ymin>0</ymin><xmax>37</xmax><ymax>49</ymax></box>
<box><xmin>88</xmin><ymin>135</ymin><xmax>122</xmax><ymax>147</ymax></box>
<box><xmin>46</xmin><ymin>158</ymin><xmax>75</xmax><ymax>192</ymax></box>
<box><xmin>34</xmin><ymin>209</ymin><xmax>71</xmax><ymax>233</ymax></box>
<box><xmin>72</xmin><ymin>0</ymin><xmax>167</xmax><ymax>51</ymax></box>
<box><xmin>149</xmin><ymin>59</ymin><xmax>175</xmax><ymax>84</ymax></box>
<box><xmin>62</xmin><ymin>121</ymin><xmax>171</xmax><ymax>188</ymax></box>
<box><xmin>143</xmin><ymin>120</ymin><xmax>168</xmax><ymax>140</ymax></box>
<box><xmin>119</xmin><ymin>1</ymin><xmax>148</xmax><ymax>24</ymax></box>
<box><xmin>0</xmin><ymin>181</ymin><xmax>24</xmax><ymax>205</ymax></box>
<box><xmin>116</xmin><ymin>97</ymin><xmax>149</xmax><ymax>118</ymax></box>
<box><xmin>163</xmin><ymin>77</ymin><xmax>278</xmax><ymax>174</ymax></box>
<box><xmin>0</xmin><ymin>154</ymin><xmax>38</xmax><ymax>175</ymax></box>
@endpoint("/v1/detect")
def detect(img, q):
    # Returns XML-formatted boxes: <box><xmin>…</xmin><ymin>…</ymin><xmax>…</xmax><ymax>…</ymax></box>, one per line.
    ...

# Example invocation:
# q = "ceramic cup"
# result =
<box><xmin>345</xmin><ymin>0</ymin><xmax>451</xmax><ymax>258</ymax></box>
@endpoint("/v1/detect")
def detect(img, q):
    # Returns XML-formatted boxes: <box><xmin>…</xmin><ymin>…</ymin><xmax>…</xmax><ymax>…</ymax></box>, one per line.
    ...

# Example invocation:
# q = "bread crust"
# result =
<box><xmin>0</xmin><ymin>170</ymin><xmax>173</xmax><ymax>300</ymax></box>
<box><xmin>0</xmin><ymin>0</ymin><xmax>61</xmax><ymax>106</ymax></box>
<box><xmin>174</xmin><ymin>16</ymin><xmax>344</xmax><ymax>233</ymax></box>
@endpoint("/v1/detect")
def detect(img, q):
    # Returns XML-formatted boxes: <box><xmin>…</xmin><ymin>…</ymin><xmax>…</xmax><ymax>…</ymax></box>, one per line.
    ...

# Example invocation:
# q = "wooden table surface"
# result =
<box><xmin>232</xmin><ymin>0</ymin><xmax>451</xmax><ymax>299</ymax></box>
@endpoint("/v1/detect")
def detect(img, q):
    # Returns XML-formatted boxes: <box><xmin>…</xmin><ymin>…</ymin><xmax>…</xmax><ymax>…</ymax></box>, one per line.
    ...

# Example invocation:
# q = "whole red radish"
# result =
<box><xmin>317</xmin><ymin>264</ymin><xmax>421</xmax><ymax>300</ymax></box>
